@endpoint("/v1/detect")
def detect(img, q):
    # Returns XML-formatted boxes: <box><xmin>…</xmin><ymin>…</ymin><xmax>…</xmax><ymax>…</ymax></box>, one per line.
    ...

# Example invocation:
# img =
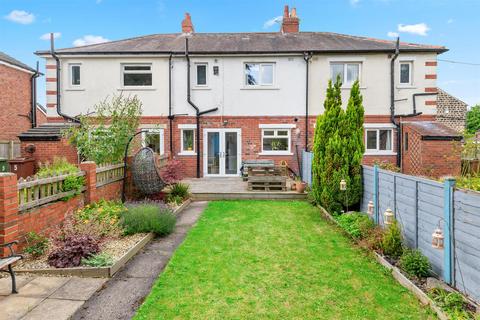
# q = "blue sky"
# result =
<box><xmin>1</xmin><ymin>0</ymin><xmax>479</xmax><ymax>106</ymax></box>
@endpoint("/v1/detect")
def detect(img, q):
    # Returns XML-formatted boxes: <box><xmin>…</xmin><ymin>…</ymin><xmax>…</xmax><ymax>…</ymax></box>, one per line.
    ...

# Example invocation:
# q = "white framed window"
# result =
<box><xmin>195</xmin><ymin>63</ymin><xmax>208</xmax><ymax>86</ymax></box>
<box><xmin>399</xmin><ymin>61</ymin><xmax>413</xmax><ymax>85</ymax></box>
<box><xmin>260</xmin><ymin>125</ymin><xmax>292</xmax><ymax>155</ymax></box>
<box><xmin>181</xmin><ymin>129</ymin><xmax>195</xmax><ymax>154</ymax></box>
<box><xmin>365</xmin><ymin>128</ymin><xmax>393</xmax><ymax>154</ymax></box>
<box><xmin>122</xmin><ymin>64</ymin><xmax>152</xmax><ymax>87</ymax></box>
<box><xmin>142</xmin><ymin>128</ymin><xmax>164</xmax><ymax>155</ymax></box>
<box><xmin>330</xmin><ymin>62</ymin><xmax>361</xmax><ymax>86</ymax></box>
<box><xmin>69</xmin><ymin>64</ymin><xmax>81</xmax><ymax>87</ymax></box>
<box><xmin>245</xmin><ymin>63</ymin><xmax>275</xmax><ymax>86</ymax></box>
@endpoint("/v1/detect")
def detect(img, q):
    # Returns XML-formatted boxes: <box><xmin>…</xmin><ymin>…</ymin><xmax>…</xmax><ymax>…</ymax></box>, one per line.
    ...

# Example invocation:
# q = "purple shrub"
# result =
<box><xmin>48</xmin><ymin>234</ymin><xmax>100</xmax><ymax>268</ymax></box>
<box><xmin>160</xmin><ymin>159</ymin><xmax>183</xmax><ymax>185</ymax></box>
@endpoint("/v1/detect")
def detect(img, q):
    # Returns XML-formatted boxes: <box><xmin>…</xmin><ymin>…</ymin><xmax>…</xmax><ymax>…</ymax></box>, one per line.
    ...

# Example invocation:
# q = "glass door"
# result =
<box><xmin>204</xmin><ymin>129</ymin><xmax>241</xmax><ymax>176</ymax></box>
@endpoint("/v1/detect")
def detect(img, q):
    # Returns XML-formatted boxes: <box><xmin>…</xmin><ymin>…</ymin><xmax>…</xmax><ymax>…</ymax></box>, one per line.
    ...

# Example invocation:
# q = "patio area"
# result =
<box><xmin>182</xmin><ymin>177</ymin><xmax>307</xmax><ymax>200</ymax></box>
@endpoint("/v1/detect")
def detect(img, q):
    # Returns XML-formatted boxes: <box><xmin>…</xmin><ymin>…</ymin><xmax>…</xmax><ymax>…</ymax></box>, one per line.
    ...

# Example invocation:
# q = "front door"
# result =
<box><xmin>203</xmin><ymin>129</ymin><xmax>241</xmax><ymax>176</ymax></box>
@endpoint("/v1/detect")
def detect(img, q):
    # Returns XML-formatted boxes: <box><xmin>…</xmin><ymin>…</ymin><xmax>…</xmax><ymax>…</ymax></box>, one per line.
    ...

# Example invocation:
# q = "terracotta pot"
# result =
<box><xmin>296</xmin><ymin>182</ymin><xmax>306</xmax><ymax>193</ymax></box>
<box><xmin>291</xmin><ymin>182</ymin><xmax>296</xmax><ymax>190</ymax></box>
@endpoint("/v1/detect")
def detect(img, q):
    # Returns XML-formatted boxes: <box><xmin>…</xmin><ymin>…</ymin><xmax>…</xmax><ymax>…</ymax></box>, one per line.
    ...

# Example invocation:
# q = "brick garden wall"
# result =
<box><xmin>0</xmin><ymin>65</ymin><xmax>32</xmax><ymax>141</ymax></box>
<box><xmin>21</xmin><ymin>138</ymin><xmax>79</xmax><ymax>168</ymax></box>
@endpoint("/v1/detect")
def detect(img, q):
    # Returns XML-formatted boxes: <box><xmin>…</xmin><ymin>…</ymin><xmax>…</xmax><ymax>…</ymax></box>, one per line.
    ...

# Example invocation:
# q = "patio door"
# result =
<box><xmin>203</xmin><ymin>129</ymin><xmax>241</xmax><ymax>177</ymax></box>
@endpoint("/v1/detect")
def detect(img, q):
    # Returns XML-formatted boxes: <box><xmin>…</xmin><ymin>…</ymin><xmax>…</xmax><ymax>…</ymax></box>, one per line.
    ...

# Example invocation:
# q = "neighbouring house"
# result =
<box><xmin>435</xmin><ymin>88</ymin><xmax>468</xmax><ymax>132</ymax></box>
<box><xmin>33</xmin><ymin>5</ymin><xmax>451</xmax><ymax>178</ymax></box>
<box><xmin>0</xmin><ymin>51</ymin><xmax>44</xmax><ymax>161</ymax></box>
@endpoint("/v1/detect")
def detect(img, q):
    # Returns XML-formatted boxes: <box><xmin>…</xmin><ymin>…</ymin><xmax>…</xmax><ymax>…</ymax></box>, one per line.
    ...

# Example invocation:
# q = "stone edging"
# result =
<box><xmin>16</xmin><ymin>199</ymin><xmax>193</xmax><ymax>278</ymax></box>
<box><xmin>316</xmin><ymin>205</ymin><xmax>450</xmax><ymax>320</ymax></box>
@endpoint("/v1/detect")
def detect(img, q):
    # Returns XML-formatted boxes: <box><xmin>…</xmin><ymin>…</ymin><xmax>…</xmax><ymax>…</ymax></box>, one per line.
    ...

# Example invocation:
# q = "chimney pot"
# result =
<box><xmin>281</xmin><ymin>5</ymin><xmax>300</xmax><ymax>33</ymax></box>
<box><xmin>181</xmin><ymin>12</ymin><xmax>194</xmax><ymax>34</ymax></box>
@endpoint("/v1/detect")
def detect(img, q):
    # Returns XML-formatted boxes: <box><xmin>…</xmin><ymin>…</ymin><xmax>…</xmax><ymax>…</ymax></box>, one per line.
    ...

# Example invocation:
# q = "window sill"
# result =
<box><xmin>364</xmin><ymin>151</ymin><xmax>397</xmax><ymax>156</ymax></box>
<box><xmin>340</xmin><ymin>86</ymin><xmax>367</xmax><ymax>90</ymax></box>
<box><xmin>66</xmin><ymin>88</ymin><xmax>85</xmax><ymax>91</ymax></box>
<box><xmin>396</xmin><ymin>85</ymin><xmax>416</xmax><ymax>89</ymax></box>
<box><xmin>178</xmin><ymin>152</ymin><xmax>197</xmax><ymax>156</ymax></box>
<box><xmin>117</xmin><ymin>87</ymin><xmax>157</xmax><ymax>91</ymax></box>
<box><xmin>241</xmin><ymin>86</ymin><xmax>279</xmax><ymax>90</ymax></box>
<box><xmin>192</xmin><ymin>86</ymin><xmax>211</xmax><ymax>90</ymax></box>
<box><xmin>259</xmin><ymin>152</ymin><xmax>293</xmax><ymax>156</ymax></box>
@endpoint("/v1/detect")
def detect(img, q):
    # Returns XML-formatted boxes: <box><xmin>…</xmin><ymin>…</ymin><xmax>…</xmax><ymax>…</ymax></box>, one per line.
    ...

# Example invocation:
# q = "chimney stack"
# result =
<box><xmin>281</xmin><ymin>5</ymin><xmax>299</xmax><ymax>33</ymax></box>
<box><xmin>181</xmin><ymin>13</ymin><xmax>194</xmax><ymax>34</ymax></box>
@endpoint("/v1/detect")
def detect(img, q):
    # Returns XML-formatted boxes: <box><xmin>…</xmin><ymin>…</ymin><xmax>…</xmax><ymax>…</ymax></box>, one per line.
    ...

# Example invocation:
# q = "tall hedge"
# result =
<box><xmin>312</xmin><ymin>79</ymin><xmax>365</xmax><ymax>213</ymax></box>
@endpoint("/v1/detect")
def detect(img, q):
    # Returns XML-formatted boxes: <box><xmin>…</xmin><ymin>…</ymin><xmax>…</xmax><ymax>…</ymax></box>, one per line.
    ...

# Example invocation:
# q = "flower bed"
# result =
<box><xmin>16</xmin><ymin>197</ymin><xmax>190</xmax><ymax>277</ymax></box>
<box><xmin>319</xmin><ymin>206</ymin><xmax>479</xmax><ymax>320</ymax></box>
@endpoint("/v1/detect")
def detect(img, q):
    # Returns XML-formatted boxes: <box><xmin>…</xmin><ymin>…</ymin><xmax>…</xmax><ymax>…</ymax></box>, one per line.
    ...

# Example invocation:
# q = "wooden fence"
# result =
<box><xmin>361</xmin><ymin>165</ymin><xmax>480</xmax><ymax>303</ymax></box>
<box><xmin>17</xmin><ymin>172</ymin><xmax>86</xmax><ymax>211</ymax></box>
<box><xmin>96</xmin><ymin>163</ymin><xmax>124</xmax><ymax>187</ymax></box>
<box><xmin>0</xmin><ymin>140</ymin><xmax>21</xmax><ymax>160</ymax></box>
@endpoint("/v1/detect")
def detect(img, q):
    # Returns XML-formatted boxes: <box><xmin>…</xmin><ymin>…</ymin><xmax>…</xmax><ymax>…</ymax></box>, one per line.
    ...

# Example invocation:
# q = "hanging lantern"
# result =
<box><xmin>432</xmin><ymin>228</ymin><xmax>444</xmax><ymax>249</ymax></box>
<box><xmin>383</xmin><ymin>208</ymin><xmax>394</xmax><ymax>225</ymax></box>
<box><xmin>367</xmin><ymin>201</ymin><xmax>374</xmax><ymax>217</ymax></box>
<box><xmin>340</xmin><ymin>179</ymin><xmax>347</xmax><ymax>191</ymax></box>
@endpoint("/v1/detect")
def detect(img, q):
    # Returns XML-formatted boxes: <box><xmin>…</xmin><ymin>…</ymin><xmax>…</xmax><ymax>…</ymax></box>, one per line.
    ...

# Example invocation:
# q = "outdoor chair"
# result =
<box><xmin>131</xmin><ymin>147</ymin><xmax>166</xmax><ymax>195</ymax></box>
<box><xmin>0</xmin><ymin>241</ymin><xmax>22</xmax><ymax>294</ymax></box>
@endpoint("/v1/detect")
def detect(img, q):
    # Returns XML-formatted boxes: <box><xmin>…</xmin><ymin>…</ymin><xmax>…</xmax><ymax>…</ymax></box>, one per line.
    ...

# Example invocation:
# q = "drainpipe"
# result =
<box><xmin>30</xmin><ymin>61</ymin><xmax>41</xmax><ymax>128</ymax></box>
<box><xmin>50</xmin><ymin>33</ymin><xmax>79</xmax><ymax>123</ymax></box>
<box><xmin>168</xmin><ymin>53</ymin><xmax>174</xmax><ymax>155</ymax></box>
<box><xmin>185</xmin><ymin>38</ymin><xmax>218</xmax><ymax>178</ymax></box>
<box><xmin>303</xmin><ymin>52</ymin><xmax>312</xmax><ymax>151</ymax></box>
<box><xmin>390</xmin><ymin>37</ymin><xmax>400</xmax><ymax>167</ymax></box>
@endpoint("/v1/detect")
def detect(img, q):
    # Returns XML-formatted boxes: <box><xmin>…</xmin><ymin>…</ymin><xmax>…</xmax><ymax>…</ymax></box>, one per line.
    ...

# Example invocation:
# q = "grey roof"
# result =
<box><xmin>35</xmin><ymin>32</ymin><xmax>447</xmax><ymax>55</ymax></box>
<box><xmin>19</xmin><ymin>123</ymin><xmax>77</xmax><ymax>141</ymax></box>
<box><xmin>0</xmin><ymin>51</ymin><xmax>36</xmax><ymax>72</ymax></box>
<box><xmin>404</xmin><ymin>121</ymin><xmax>462</xmax><ymax>141</ymax></box>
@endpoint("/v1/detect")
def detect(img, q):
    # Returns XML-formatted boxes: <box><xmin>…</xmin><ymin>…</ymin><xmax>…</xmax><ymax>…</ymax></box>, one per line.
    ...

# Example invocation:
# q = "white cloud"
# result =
<box><xmin>263</xmin><ymin>16</ymin><xmax>283</xmax><ymax>29</ymax></box>
<box><xmin>447</xmin><ymin>18</ymin><xmax>454</xmax><ymax>24</ymax></box>
<box><xmin>96</xmin><ymin>0</ymin><xmax>103</xmax><ymax>3</ymax></box>
<box><xmin>397</xmin><ymin>23</ymin><xmax>430</xmax><ymax>36</ymax></box>
<box><xmin>387</xmin><ymin>31</ymin><xmax>399</xmax><ymax>38</ymax></box>
<box><xmin>40</xmin><ymin>32</ymin><xmax>61</xmax><ymax>40</ymax></box>
<box><xmin>5</xmin><ymin>10</ymin><xmax>35</xmax><ymax>24</ymax></box>
<box><xmin>350</xmin><ymin>0</ymin><xmax>360</xmax><ymax>6</ymax></box>
<box><xmin>73</xmin><ymin>35</ymin><xmax>110</xmax><ymax>47</ymax></box>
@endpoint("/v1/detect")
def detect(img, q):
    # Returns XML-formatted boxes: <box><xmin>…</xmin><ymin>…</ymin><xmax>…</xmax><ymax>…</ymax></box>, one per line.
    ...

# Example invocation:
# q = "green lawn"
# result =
<box><xmin>134</xmin><ymin>201</ymin><xmax>434</xmax><ymax>320</ymax></box>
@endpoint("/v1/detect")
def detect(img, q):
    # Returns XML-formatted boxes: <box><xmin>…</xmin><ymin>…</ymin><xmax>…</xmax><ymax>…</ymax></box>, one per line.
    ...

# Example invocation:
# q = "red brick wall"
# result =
<box><xmin>96</xmin><ymin>180</ymin><xmax>123</xmax><ymax>202</ymax></box>
<box><xmin>21</xmin><ymin>138</ymin><xmax>79</xmax><ymax>169</ymax></box>
<box><xmin>36</xmin><ymin>107</ymin><xmax>47</xmax><ymax>126</ymax></box>
<box><xmin>0</xmin><ymin>65</ymin><xmax>32</xmax><ymax>141</ymax></box>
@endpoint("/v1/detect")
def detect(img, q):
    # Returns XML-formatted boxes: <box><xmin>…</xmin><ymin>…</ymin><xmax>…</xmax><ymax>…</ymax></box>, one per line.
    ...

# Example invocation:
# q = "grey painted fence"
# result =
<box><xmin>361</xmin><ymin>165</ymin><xmax>480</xmax><ymax>303</ymax></box>
<box><xmin>302</xmin><ymin>151</ymin><xmax>313</xmax><ymax>185</ymax></box>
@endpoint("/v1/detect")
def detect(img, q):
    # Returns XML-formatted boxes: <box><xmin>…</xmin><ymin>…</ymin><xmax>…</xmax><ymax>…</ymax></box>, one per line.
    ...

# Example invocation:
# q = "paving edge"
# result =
<box><xmin>316</xmin><ymin>204</ymin><xmax>450</xmax><ymax>320</ymax></box>
<box><xmin>16</xmin><ymin>199</ymin><xmax>193</xmax><ymax>278</ymax></box>
<box><xmin>191</xmin><ymin>193</ymin><xmax>306</xmax><ymax>201</ymax></box>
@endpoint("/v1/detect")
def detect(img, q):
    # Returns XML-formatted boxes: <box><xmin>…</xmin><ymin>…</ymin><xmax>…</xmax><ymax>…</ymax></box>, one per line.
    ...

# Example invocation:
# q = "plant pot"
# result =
<box><xmin>291</xmin><ymin>182</ymin><xmax>297</xmax><ymax>191</ymax></box>
<box><xmin>296</xmin><ymin>182</ymin><xmax>306</xmax><ymax>193</ymax></box>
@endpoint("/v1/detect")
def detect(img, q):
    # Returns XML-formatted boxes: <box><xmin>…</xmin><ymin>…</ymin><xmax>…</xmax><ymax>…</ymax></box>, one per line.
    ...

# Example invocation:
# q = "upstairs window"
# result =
<box><xmin>330</xmin><ymin>62</ymin><xmax>360</xmax><ymax>86</ymax></box>
<box><xmin>245</xmin><ymin>63</ymin><xmax>274</xmax><ymax>86</ymax></box>
<box><xmin>366</xmin><ymin>128</ymin><xmax>393</xmax><ymax>153</ymax></box>
<box><xmin>69</xmin><ymin>64</ymin><xmax>81</xmax><ymax>86</ymax></box>
<box><xmin>195</xmin><ymin>63</ymin><xmax>207</xmax><ymax>86</ymax></box>
<box><xmin>122</xmin><ymin>64</ymin><xmax>152</xmax><ymax>87</ymax></box>
<box><xmin>400</xmin><ymin>61</ymin><xmax>413</xmax><ymax>85</ymax></box>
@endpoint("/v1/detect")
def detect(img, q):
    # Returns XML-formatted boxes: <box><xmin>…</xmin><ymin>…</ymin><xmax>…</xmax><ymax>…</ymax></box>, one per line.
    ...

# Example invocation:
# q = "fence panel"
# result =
<box><xmin>302</xmin><ymin>151</ymin><xmax>313</xmax><ymax>185</ymax></box>
<box><xmin>453</xmin><ymin>189</ymin><xmax>480</xmax><ymax>301</ymax></box>
<box><xmin>96</xmin><ymin>163</ymin><xmax>124</xmax><ymax>187</ymax></box>
<box><xmin>0</xmin><ymin>141</ymin><xmax>21</xmax><ymax>160</ymax></box>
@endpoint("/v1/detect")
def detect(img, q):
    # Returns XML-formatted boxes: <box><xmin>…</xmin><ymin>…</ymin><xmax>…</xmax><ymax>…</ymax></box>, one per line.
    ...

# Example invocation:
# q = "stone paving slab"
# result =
<box><xmin>16</xmin><ymin>277</ymin><xmax>70</xmax><ymax>298</ymax></box>
<box><xmin>0</xmin><ymin>296</ymin><xmax>44</xmax><ymax>319</ymax></box>
<box><xmin>0</xmin><ymin>275</ymin><xmax>34</xmax><ymax>296</ymax></box>
<box><xmin>72</xmin><ymin>201</ymin><xmax>208</xmax><ymax>320</ymax></box>
<box><xmin>21</xmin><ymin>298</ymin><xmax>84</xmax><ymax>320</ymax></box>
<box><xmin>49</xmin><ymin>277</ymin><xmax>107</xmax><ymax>301</ymax></box>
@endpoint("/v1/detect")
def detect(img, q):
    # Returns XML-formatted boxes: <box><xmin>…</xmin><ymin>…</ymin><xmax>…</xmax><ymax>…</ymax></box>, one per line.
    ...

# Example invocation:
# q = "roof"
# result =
<box><xmin>0</xmin><ymin>51</ymin><xmax>36</xmax><ymax>73</ymax></box>
<box><xmin>19</xmin><ymin>123</ymin><xmax>78</xmax><ymax>141</ymax></box>
<box><xmin>35</xmin><ymin>32</ymin><xmax>447</xmax><ymax>55</ymax></box>
<box><xmin>404</xmin><ymin>121</ymin><xmax>463</xmax><ymax>141</ymax></box>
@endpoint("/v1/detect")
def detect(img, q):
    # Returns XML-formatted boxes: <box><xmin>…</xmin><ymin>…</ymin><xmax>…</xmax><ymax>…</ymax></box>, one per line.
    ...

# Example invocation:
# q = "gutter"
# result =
<box><xmin>303</xmin><ymin>52</ymin><xmax>312</xmax><ymax>151</ymax></box>
<box><xmin>185</xmin><ymin>38</ymin><xmax>218</xmax><ymax>178</ymax></box>
<box><xmin>30</xmin><ymin>61</ymin><xmax>41</xmax><ymax>128</ymax></box>
<box><xmin>50</xmin><ymin>33</ymin><xmax>79</xmax><ymax>123</ymax></box>
<box><xmin>390</xmin><ymin>37</ymin><xmax>401</xmax><ymax>167</ymax></box>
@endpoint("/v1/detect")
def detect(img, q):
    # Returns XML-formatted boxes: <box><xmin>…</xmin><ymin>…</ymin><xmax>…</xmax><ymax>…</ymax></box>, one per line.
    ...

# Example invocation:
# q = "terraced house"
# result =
<box><xmin>35</xmin><ymin>6</ymin><xmax>448</xmax><ymax>178</ymax></box>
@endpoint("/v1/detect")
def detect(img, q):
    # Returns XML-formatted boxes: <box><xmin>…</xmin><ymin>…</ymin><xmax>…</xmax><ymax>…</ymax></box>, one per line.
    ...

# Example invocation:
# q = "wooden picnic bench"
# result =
<box><xmin>0</xmin><ymin>241</ymin><xmax>22</xmax><ymax>294</ymax></box>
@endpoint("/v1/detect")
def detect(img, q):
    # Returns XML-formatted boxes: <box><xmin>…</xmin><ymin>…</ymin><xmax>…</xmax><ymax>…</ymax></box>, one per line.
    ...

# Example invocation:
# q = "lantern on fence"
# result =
<box><xmin>383</xmin><ymin>208</ymin><xmax>395</xmax><ymax>225</ymax></box>
<box><xmin>367</xmin><ymin>201</ymin><xmax>374</xmax><ymax>217</ymax></box>
<box><xmin>432</xmin><ymin>228</ymin><xmax>444</xmax><ymax>249</ymax></box>
<box><xmin>340</xmin><ymin>179</ymin><xmax>347</xmax><ymax>191</ymax></box>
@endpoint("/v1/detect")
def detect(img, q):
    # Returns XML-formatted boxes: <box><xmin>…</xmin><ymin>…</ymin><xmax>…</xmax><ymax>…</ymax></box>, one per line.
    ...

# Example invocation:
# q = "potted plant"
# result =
<box><xmin>295</xmin><ymin>176</ymin><xmax>306</xmax><ymax>193</ymax></box>
<box><xmin>184</xmin><ymin>134</ymin><xmax>193</xmax><ymax>151</ymax></box>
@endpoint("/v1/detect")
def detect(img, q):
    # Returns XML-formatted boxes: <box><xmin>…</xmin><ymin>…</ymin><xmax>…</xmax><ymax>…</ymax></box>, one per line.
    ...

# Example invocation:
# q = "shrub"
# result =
<box><xmin>381</xmin><ymin>220</ymin><xmax>403</xmax><ymax>259</ymax></box>
<box><xmin>82</xmin><ymin>252</ymin><xmax>114</xmax><ymax>267</ymax></box>
<box><xmin>335</xmin><ymin>213</ymin><xmax>374</xmax><ymax>239</ymax></box>
<box><xmin>65</xmin><ymin>95</ymin><xmax>142</xmax><ymax>163</ymax></box>
<box><xmin>466</xmin><ymin>104</ymin><xmax>480</xmax><ymax>134</ymax></box>
<box><xmin>121</xmin><ymin>204</ymin><xmax>176</xmax><ymax>236</ymax></box>
<box><xmin>160</xmin><ymin>160</ymin><xmax>183</xmax><ymax>185</ymax></box>
<box><xmin>37</xmin><ymin>157</ymin><xmax>84</xmax><ymax>200</ymax></box>
<box><xmin>23</xmin><ymin>232</ymin><xmax>49</xmax><ymax>257</ymax></box>
<box><xmin>75</xmin><ymin>200</ymin><xmax>125</xmax><ymax>238</ymax></box>
<box><xmin>399</xmin><ymin>249</ymin><xmax>431</xmax><ymax>278</ymax></box>
<box><xmin>48</xmin><ymin>234</ymin><xmax>100</xmax><ymax>268</ymax></box>
<box><xmin>166</xmin><ymin>183</ymin><xmax>190</xmax><ymax>204</ymax></box>
<box><xmin>359</xmin><ymin>226</ymin><xmax>385</xmax><ymax>252</ymax></box>
<box><xmin>429</xmin><ymin>288</ymin><xmax>474</xmax><ymax>319</ymax></box>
